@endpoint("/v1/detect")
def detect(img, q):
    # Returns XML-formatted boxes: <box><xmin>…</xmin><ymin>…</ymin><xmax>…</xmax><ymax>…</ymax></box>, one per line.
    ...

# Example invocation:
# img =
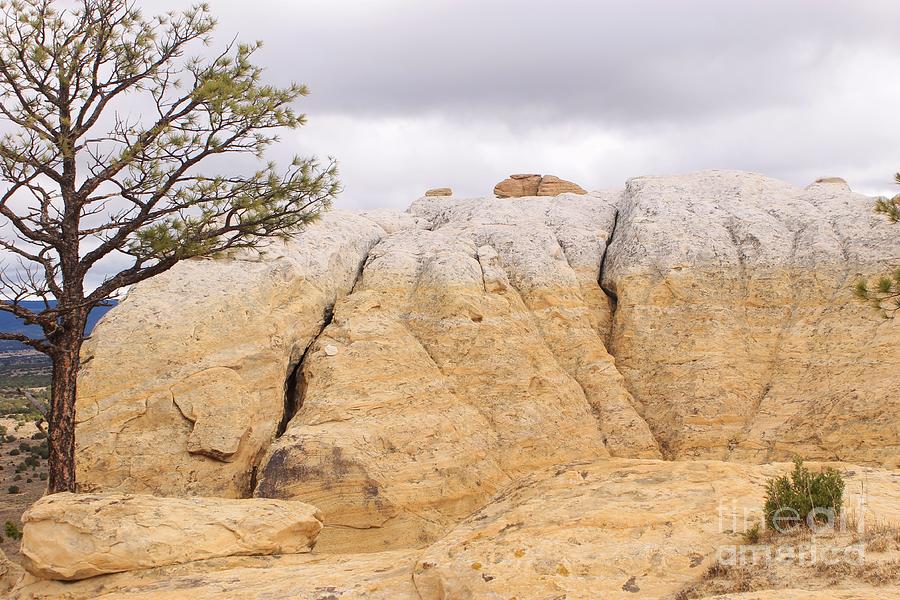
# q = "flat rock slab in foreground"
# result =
<box><xmin>11</xmin><ymin>459</ymin><xmax>900</xmax><ymax>599</ymax></box>
<box><xmin>19</xmin><ymin>493</ymin><xmax>322</xmax><ymax>581</ymax></box>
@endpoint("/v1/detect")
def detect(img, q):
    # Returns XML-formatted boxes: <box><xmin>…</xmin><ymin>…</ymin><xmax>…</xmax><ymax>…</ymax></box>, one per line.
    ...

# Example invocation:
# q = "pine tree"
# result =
<box><xmin>0</xmin><ymin>0</ymin><xmax>339</xmax><ymax>492</ymax></box>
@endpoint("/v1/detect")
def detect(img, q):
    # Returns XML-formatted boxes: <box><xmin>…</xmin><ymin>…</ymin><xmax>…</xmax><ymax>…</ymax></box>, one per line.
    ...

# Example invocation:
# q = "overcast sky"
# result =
<box><xmin>158</xmin><ymin>0</ymin><xmax>900</xmax><ymax>210</ymax></box>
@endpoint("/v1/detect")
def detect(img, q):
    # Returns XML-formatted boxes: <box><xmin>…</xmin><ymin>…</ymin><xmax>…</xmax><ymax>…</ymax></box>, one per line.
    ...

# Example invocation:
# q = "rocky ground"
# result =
<box><xmin>0</xmin><ymin>407</ymin><xmax>47</xmax><ymax>563</ymax></box>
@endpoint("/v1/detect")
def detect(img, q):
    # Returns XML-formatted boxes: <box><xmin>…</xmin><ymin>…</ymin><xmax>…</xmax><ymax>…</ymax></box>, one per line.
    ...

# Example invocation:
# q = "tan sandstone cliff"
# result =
<box><xmin>10</xmin><ymin>170</ymin><xmax>899</xmax><ymax>599</ymax></box>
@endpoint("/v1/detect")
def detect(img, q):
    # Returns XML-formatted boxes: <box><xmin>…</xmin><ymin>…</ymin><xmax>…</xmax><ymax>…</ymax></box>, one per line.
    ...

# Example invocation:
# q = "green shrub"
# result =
<box><xmin>30</xmin><ymin>431</ymin><xmax>46</xmax><ymax>440</ymax></box>
<box><xmin>9</xmin><ymin>448</ymin><xmax>19</xmax><ymax>456</ymax></box>
<box><xmin>4</xmin><ymin>521</ymin><xmax>21</xmax><ymax>540</ymax></box>
<box><xmin>764</xmin><ymin>459</ymin><xmax>845</xmax><ymax>533</ymax></box>
<box><xmin>742</xmin><ymin>522</ymin><xmax>762</xmax><ymax>544</ymax></box>
<box><xmin>38</xmin><ymin>472</ymin><xmax>47</xmax><ymax>481</ymax></box>
<box><xmin>7</xmin><ymin>485</ymin><xmax>19</xmax><ymax>494</ymax></box>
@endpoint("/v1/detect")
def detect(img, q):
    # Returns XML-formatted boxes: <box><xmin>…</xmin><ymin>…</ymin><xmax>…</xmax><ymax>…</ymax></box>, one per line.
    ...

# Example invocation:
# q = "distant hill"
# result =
<box><xmin>0</xmin><ymin>300</ymin><xmax>114</xmax><ymax>349</ymax></box>
<box><xmin>0</xmin><ymin>301</ymin><xmax>116</xmax><ymax>387</ymax></box>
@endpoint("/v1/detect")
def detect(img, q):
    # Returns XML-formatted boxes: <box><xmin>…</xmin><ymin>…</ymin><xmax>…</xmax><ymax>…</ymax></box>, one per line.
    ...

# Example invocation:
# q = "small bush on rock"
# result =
<box><xmin>7</xmin><ymin>485</ymin><xmax>19</xmax><ymax>494</ymax></box>
<box><xmin>764</xmin><ymin>459</ymin><xmax>844</xmax><ymax>533</ymax></box>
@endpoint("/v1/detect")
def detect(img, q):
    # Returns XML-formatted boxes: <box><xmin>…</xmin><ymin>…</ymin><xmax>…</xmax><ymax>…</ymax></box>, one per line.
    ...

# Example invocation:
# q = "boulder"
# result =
<box><xmin>11</xmin><ymin>550</ymin><xmax>420</xmax><ymax>599</ymax></box>
<box><xmin>494</xmin><ymin>173</ymin><xmax>587</xmax><ymax>197</ymax></box>
<box><xmin>602</xmin><ymin>170</ymin><xmax>899</xmax><ymax>464</ymax></box>
<box><xmin>424</xmin><ymin>187</ymin><xmax>452</xmax><ymax>197</ymax></box>
<box><xmin>19</xmin><ymin>493</ymin><xmax>322</xmax><ymax>581</ymax></box>
<box><xmin>493</xmin><ymin>173</ymin><xmax>541</xmax><ymax>197</ymax></box>
<box><xmin>536</xmin><ymin>174</ymin><xmax>587</xmax><ymax>195</ymax></box>
<box><xmin>807</xmin><ymin>176</ymin><xmax>851</xmax><ymax>191</ymax></box>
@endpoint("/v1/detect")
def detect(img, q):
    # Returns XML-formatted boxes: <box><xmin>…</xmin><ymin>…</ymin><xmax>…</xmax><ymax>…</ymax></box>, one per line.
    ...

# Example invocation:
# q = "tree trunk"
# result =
<box><xmin>47</xmin><ymin>326</ymin><xmax>85</xmax><ymax>493</ymax></box>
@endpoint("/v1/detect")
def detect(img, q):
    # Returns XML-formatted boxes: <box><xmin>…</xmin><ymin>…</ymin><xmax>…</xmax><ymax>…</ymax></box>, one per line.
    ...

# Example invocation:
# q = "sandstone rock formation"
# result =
<box><xmin>11</xmin><ymin>460</ymin><xmax>900</xmax><ymax>599</ymax></box>
<box><xmin>20</xmin><ymin>493</ymin><xmax>322</xmax><ymax>580</ymax></box>
<box><xmin>493</xmin><ymin>173</ymin><xmax>541</xmax><ymax>197</ymax></box>
<box><xmin>493</xmin><ymin>173</ymin><xmax>587</xmax><ymax>197</ymax></box>
<box><xmin>75</xmin><ymin>211</ymin><xmax>420</xmax><ymax>498</ymax></box>
<box><xmin>808</xmin><ymin>176</ymin><xmax>851</xmax><ymax>190</ymax></box>
<box><xmin>603</xmin><ymin>171</ymin><xmax>899</xmax><ymax>465</ymax></box>
<box><xmin>12</xmin><ymin>550</ymin><xmax>423</xmax><ymax>599</ymax></box>
<box><xmin>413</xmin><ymin>460</ymin><xmax>899</xmax><ymax>599</ymax></box>
<box><xmin>253</xmin><ymin>193</ymin><xmax>660</xmax><ymax>552</ymax></box>
<box><xmin>12</xmin><ymin>169</ymin><xmax>895</xmax><ymax>599</ymax></box>
<box><xmin>0</xmin><ymin>549</ymin><xmax>23</xmax><ymax>595</ymax></box>
<box><xmin>424</xmin><ymin>187</ymin><xmax>452</xmax><ymax>197</ymax></box>
<box><xmin>537</xmin><ymin>173</ymin><xmax>588</xmax><ymax>195</ymax></box>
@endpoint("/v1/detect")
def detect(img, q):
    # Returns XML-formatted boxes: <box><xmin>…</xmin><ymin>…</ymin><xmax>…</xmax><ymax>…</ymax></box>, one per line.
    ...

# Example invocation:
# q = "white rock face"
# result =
<box><xmin>19</xmin><ymin>493</ymin><xmax>322</xmax><ymax>581</ymax></box>
<box><xmin>603</xmin><ymin>171</ymin><xmax>900</xmax><ymax>464</ymax></box>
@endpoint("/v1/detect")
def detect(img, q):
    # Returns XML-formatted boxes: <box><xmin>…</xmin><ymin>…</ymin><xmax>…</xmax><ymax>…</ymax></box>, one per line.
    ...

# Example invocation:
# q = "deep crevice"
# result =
<box><xmin>598</xmin><ymin>208</ymin><xmax>619</xmax><ymax>312</ymax></box>
<box><xmin>276</xmin><ymin>303</ymin><xmax>334</xmax><ymax>437</ymax></box>
<box><xmin>275</xmin><ymin>241</ymin><xmax>375</xmax><ymax>438</ymax></box>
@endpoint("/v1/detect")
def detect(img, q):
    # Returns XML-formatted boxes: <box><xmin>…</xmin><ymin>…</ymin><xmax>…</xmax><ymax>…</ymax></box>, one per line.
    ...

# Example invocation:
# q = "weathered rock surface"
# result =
<box><xmin>493</xmin><ymin>173</ymin><xmax>587</xmax><ymax>197</ymax></box>
<box><xmin>424</xmin><ymin>187</ymin><xmax>452</xmax><ymax>197</ymax></box>
<box><xmin>75</xmin><ymin>211</ymin><xmax>407</xmax><ymax>498</ymax></box>
<box><xmin>537</xmin><ymin>174</ymin><xmax>588</xmax><ymax>195</ymax></box>
<box><xmin>710</xmin><ymin>590</ymin><xmax>900</xmax><ymax>599</ymax></box>
<box><xmin>493</xmin><ymin>173</ymin><xmax>542</xmax><ymax>197</ymax></box>
<box><xmin>12</xmin><ymin>460</ymin><xmax>900</xmax><ymax>598</ymax></box>
<box><xmin>413</xmin><ymin>459</ymin><xmax>900</xmax><ymax>600</ymax></box>
<box><xmin>253</xmin><ymin>194</ymin><xmax>659</xmax><ymax>552</ymax></box>
<box><xmin>603</xmin><ymin>170</ymin><xmax>900</xmax><ymax>465</ymax></box>
<box><xmin>1</xmin><ymin>548</ymin><xmax>23</xmax><ymax>594</ymax></box>
<box><xmin>19</xmin><ymin>493</ymin><xmax>322</xmax><ymax>581</ymax></box>
<box><xmin>11</xmin><ymin>550</ymin><xmax>420</xmax><ymax>599</ymax></box>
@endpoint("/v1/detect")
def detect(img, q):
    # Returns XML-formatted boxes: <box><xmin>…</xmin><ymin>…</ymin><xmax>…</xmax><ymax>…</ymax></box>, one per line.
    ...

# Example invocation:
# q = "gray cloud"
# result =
<box><xmin>208</xmin><ymin>0</ymin><xmax>900</xmax><ymax>126</ymax></box>
<box><xmin>40</xmin><ymin>0</ymin><xmax>900</xmax><ymax>209</ymax></box>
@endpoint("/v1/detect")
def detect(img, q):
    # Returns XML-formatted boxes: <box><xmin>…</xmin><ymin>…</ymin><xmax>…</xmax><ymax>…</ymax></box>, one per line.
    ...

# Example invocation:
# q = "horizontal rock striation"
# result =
<box><xmin>493</xmin><ymin>173</ymin><xmax>587</xmax><ymax>198</ymax></box>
